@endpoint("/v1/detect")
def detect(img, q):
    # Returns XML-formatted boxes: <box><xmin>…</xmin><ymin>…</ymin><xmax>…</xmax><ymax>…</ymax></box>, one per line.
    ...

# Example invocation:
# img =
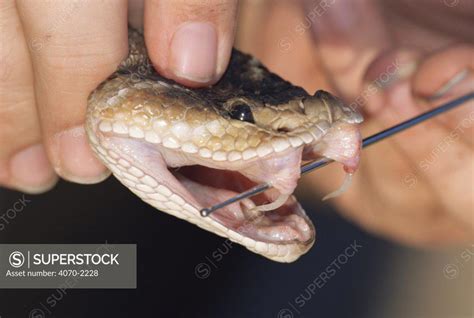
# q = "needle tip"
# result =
<box><xmin>200</xmin><ymin>208</ymin><xmax>211</xmax><ymax>217</ymax></box>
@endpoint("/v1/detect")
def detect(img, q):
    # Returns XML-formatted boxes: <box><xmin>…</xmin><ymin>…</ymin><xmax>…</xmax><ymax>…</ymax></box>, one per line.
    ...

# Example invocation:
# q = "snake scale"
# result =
<box><xmin>86</xmin><ymin>28</ymin><xmax>363</xmax><ymax>262</ymax></box>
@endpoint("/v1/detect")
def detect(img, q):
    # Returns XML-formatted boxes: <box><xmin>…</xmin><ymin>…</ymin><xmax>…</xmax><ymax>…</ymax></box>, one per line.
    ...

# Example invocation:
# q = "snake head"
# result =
<box><xmin>86</xmin><ymin>33</ymin><xmax>363</xmax><ymax>262</ymax></box>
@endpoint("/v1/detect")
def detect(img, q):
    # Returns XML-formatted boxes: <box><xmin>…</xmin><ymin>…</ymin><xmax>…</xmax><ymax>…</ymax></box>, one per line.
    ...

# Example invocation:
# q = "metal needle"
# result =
<box><xmin>200</xmin><ymin>92</ymin><xmax>474</xmax><ymax>217</ymax></box>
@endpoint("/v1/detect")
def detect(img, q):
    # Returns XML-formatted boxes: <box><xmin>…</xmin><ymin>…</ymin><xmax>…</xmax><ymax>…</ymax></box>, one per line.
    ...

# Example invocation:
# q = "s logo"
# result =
<box><xmin>9</xmin><ymin>251</ymin><xmax>25</xmax><ymax>268</ymax></box>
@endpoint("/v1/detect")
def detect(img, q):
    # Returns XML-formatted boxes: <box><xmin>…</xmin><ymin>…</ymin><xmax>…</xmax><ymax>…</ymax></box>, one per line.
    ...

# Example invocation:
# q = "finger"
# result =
<box><xmin>307</xmin><ymin>0</ymin><xmax>392</xmax><ymax>100</ymax></box>
<box><xmin>0</xmin><ymin>0</ymin><xmax>57</xmax><ymax>193</ymax></box>
<box><xmin>413</xmin><ymin>44</ymin><xmax>474</xmax><ymax>99</ymax></box>
<box><xmin>144</xmin><ymin>0</ymin><xmax>239</xmax><ymax>87</ymax></box>
<box><xmin>16</xmin><ymin>0</ymin><xmax>128</xmax><ymax>184</ymax></box>
<box><xmin>359</xmin><ymin>48</ymin><xmax>421</xmax><ymax>117</ymax></box>
<box><xmin>413</xmin><ymin>44</ymin><xmax>474</xmax><ymax>145</ymax></box>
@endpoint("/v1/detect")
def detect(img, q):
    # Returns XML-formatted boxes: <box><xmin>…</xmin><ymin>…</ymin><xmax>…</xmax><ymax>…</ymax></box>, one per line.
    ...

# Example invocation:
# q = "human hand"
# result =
<box><xmin>0</xmin><ymin>0</ymin><xmax>238</xmax><ymax>193</ymax></box>
<box><xmin>304</xmin><ymin>0</ymin><xmax>473</xmax><ymax>244</ymax></box>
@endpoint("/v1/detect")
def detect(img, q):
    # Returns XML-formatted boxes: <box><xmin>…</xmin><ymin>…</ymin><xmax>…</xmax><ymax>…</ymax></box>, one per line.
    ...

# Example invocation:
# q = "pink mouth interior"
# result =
<box><xmin>175</xmin><ymin>166</ymin><xmax>314</xmax><ymax>244</ymax></box>
<box><xmin>99</xmin><ymin>134</ymin><xmax>316</xmax><ymax>245</ymax></box>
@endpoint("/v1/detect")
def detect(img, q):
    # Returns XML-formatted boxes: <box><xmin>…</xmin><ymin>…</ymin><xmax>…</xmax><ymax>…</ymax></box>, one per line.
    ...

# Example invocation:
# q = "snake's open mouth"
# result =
<box><xmin>95</xmin><ymin>134</ymin><xmax>316</xmax><ymax>249</ymax></box>
<box><xmin>175</xmin><ymin>165</ymin><xmax>314</xmax><ymax>245</ymax></box>
<box><xmin>88</xmin><ymin>112</ymin><xmax>362</xmax><ymax>260</ymax></box>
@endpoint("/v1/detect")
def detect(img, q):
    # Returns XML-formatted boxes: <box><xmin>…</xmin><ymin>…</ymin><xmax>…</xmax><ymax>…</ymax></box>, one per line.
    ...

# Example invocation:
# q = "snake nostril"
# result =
<box><xmin>277</xmin><ymin>127</ymin><xmax>291</xmax><ymax>133</ymax></box>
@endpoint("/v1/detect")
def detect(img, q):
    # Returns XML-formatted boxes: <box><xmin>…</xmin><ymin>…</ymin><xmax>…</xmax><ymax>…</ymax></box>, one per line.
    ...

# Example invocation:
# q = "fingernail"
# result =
<box><xmin>429</xmin><ymin>69</ymin><xmax>469</xmax><ymax>101</ymax></box>
<box><xmin>169</xmin><ymin>22</ymin><xmax>217</xmax><ymax>83</ymax></box>
<box><xmin>54</xmin><ymin>126</ymin><xmax>110</xmax><ymax>184</ymax></box>
<box><xmin>10</xmin><ymin>144</ymin><xmax>58</xmax><ymax>194</ymax></box>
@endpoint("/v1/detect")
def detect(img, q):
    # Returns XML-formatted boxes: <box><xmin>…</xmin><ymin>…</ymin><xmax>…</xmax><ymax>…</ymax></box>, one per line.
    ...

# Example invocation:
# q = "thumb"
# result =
<box><xmin>144</xmin><ymin>0</ymin><xmax>239</xmax><ymax>87</ymax></box>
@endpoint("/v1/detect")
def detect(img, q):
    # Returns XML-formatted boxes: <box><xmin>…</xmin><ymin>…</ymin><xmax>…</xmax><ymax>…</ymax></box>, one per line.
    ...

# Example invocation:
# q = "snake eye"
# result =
<box><xmin>229</xmin><ymin>104</ymin><xmax>255</xmax><ymax>123</ymax></box>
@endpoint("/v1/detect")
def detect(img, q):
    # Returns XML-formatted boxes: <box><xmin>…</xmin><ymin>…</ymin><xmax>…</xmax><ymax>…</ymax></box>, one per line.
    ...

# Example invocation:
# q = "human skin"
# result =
<box><xmin>287</xmin><ymin>0</ymin><xmax>473</xmax><ymax>245</ymax></box>
<box><xmin>0</xmin><ymin>0</ymin><xmax>472</xmax><ymax>245</ymax></box>
<box><xmin>0</xmin><ymin>0</ymin><xmax>238</xmax><ymax>191</ymax></box>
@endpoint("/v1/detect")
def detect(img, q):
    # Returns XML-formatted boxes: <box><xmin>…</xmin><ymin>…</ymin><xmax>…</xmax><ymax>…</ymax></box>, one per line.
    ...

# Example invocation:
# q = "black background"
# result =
<box><xmin>0</xmin><ymin>177</ymin><xmax>398</xmax><ymax>317</ymax></box>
